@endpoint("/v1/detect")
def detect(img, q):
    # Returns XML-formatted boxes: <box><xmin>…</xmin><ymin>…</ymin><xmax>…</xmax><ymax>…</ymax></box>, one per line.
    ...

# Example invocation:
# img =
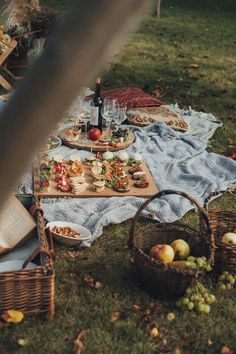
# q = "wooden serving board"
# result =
<box><xmin>33</xmin><ymin>161</ymin><xmax>158</xmax><ymax>198</ymax></box>
<box><xmin>59</xmin><ymin>127</ymin><xmax>135</xmax><ymax>152</ymax></box>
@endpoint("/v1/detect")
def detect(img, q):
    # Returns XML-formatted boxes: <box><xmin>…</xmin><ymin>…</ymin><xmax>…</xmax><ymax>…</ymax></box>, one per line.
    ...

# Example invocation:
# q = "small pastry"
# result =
<box><xmin>134</xmin><ymin>180</ymin><xmax>149</xmax><ymax>188</ymax></box>
<box><xmin>69</xmin><ymin>153</ymin><xmax>81</xmax><ymax>162</ymax></box>
<box><xmin>132</xmin><ymin>171</ymin><xmax>146</xmax><ymax>180</ymax></box>
<box><xmin>85</xmin><ymin>155</ymin><xmax>96</xmax><ymax>165</ymax></box>
<box><xmin>93</xmin><ymin>180</ymin><xmax>105</xmax><ymax>192</ymax></box>
<box><xmin>102</xmin><ymin>151</ymin><xmax>114</xmax><ymax>161</ymax></box>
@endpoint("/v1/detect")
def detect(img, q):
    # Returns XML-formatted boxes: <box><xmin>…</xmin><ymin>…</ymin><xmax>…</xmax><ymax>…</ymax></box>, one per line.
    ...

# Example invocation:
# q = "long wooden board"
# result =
<box><xmin>59</xmin><ymin>127</ymin><xmax>135</xmax><ymax>152</ymax></box>
<box><xmin>33</xmin><ymin>161</ymin><xmax>158</xmax><ymax>198</ymax></box>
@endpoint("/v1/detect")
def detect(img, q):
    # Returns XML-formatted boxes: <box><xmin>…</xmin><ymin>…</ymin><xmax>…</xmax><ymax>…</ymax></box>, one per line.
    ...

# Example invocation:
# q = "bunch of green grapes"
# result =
<box><xmin>217</xmin><ymin>271</ymin><xmax>236</xmax><ymax>290</ymax></box>
<box><xmin>185</xmin><ymin>256</ymin><xmax>212</xmax><ymax>272</ymax></box>
<box><xmin>176</xmin><ymin>281</ymin><xmax>216</xmax><ymax>314</ymax></box>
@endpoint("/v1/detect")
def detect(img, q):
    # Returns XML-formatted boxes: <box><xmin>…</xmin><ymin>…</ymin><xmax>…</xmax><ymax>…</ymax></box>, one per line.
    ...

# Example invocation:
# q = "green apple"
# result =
<box><xmin>171</xmin><ymin>239</ymin><xmax>190</xmax><ymax>260</ymax></box>
<box><xmin>150</xmin><ymin>244</ymin><xmax>174</xmax><ymax>264</ymax></box>
<box><xmin>221</xmin><ymin>232</ymin><xmax>236</xmax><ymax>244</ymax></box>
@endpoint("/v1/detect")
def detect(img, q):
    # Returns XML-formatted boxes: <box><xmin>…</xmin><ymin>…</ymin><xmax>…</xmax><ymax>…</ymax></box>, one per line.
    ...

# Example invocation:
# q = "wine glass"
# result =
<box><xmin>102</xmin><ymin>98</ymin><xmax>113</xmax><ymax>131</ymax></box>
<box><xmin>115</xmin><ymin>106</ymin><xmax>127</xmax><ymax>129</ymax></box>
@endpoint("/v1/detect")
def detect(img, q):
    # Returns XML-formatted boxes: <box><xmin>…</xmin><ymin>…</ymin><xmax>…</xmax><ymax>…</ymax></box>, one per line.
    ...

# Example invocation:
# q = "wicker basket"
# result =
<box><xmin>204</xmin><ymin>189</ymin><xmax>236</xmax><ymax>273</ymax></box>
<box><xmin>128</xmin><ymin>190</ymin><xmax>214</xmax><ymax>298</ymax></box>
<box><xmin>0</xmin><ymin>206</ymin><xmax>55</xmax><ymax>318</ymax></box>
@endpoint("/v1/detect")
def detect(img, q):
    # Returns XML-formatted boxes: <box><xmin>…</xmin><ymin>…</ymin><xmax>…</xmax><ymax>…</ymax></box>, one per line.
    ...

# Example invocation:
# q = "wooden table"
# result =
<box><xmin>0</xmin><ymin>39</ymin><xmax>17</xmax><ymax>91</ymax></box>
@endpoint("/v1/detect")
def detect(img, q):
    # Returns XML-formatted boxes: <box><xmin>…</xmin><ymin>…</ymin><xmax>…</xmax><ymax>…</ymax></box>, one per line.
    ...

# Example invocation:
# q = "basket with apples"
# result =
<box><xmin>128</xmin><ymin>190</ymin><xmax>214</xmax><ymax>298</ymax></box>
<box><xmin>203</xmin><ymin>189</ymin><xmax>236</xmax><ymax>273</ymax></box>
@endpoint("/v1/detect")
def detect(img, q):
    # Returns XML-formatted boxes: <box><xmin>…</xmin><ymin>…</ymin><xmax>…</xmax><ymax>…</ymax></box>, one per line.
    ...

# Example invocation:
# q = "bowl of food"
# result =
<box><xmin>46</xmin><ymin>221</ymin><xmax>92</xmax><ymax>246</ymax></box>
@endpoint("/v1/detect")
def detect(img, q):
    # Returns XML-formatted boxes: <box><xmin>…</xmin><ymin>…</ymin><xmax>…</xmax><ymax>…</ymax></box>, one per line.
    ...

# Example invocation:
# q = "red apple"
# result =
<box><xmin>88</xmin><ymin>128</ymin><xmax>102</xmax><ymax>141</ymax></box>
<box><xmin>150</xmin><ymin>244</ymin><xmax>174</xmax><ymax>264</ymax></box>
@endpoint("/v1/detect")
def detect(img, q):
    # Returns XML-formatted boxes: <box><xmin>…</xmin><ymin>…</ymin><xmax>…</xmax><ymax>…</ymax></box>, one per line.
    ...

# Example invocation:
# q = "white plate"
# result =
<box><xmin>39</xmin><ymin>136</ymin><xmax>62</xmax><ymax>154</ymax></box>
<box><xmin>46</xmin><ymin>221</ymin><xmax>92</xmax><ymax>246</ymax></box>
<box><xmin>0</xmin><ymin>260</ymin><xmax>37</xmax><ymax>273</ymax></box>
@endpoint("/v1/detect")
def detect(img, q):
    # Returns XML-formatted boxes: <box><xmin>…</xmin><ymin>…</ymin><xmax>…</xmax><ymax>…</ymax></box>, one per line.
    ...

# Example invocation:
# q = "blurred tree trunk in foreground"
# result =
<box><xmin>0</xmin><ymin>0</ymin><xmax>147</xmax><ymax>209</ymax></box>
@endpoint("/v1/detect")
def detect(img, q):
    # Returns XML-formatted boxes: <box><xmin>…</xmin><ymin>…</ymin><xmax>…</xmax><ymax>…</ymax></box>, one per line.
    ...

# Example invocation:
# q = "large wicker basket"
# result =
<box><xmin>0</xmin><ymin>206</ymin><xmax>55</xmax><ymax>318</ymax></box>
<box><xmin>128</xmin><ymin>190</ymin><xmax>214</xmax><ymax>298</ymax></box>
<box><xmin>204</xmin><ymin>189</ymin><xmax>236</xmax><ymax>273</ymax></box>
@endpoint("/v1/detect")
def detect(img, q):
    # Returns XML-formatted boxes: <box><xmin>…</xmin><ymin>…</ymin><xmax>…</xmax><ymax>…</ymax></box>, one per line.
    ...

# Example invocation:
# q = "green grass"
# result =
<box><xmin>1</xmin><ymin>0</ymin><xmax>236</xmax><ymax>353</ymax></box>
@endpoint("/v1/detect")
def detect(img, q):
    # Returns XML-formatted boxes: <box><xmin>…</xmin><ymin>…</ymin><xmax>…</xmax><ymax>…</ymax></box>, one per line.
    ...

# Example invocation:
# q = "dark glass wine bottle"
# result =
<box><xmin>89</xmin><ymin>77</ymin><xmax>103</xmax><ymax>132</ymax></box>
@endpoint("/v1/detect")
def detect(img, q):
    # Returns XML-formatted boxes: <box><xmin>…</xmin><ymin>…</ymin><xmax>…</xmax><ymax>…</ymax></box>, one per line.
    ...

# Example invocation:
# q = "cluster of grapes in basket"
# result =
<box><xmin>176</xmin><ymin>281</ymin><xmax>216</xmax><ymax>314</ymax></box>
<box><xmin>185</xmin><ymin>256</ymin><xmax>212</xmax><ymax>272</ymax></box>
<box><xmin>217</xmin><ymin>271</ymin><xmax>236</xmax><ymax>290</ymax></box>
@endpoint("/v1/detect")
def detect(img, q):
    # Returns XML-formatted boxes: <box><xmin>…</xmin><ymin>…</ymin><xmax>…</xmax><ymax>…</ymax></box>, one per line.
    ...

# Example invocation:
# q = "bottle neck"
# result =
<box><xmin>94</xmin><ymin>82</ymin><xmax>101</xmax><ymax>98</ymax></box>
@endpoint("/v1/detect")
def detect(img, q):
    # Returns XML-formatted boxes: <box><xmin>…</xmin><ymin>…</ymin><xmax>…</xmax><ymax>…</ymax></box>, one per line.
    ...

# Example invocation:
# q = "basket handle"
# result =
<box><xmin>203</xmin><ymin>188</ymin><xmax>235</xmax><ymax>211</ymax></box>
<box><xmin>128</xmin><ymin>190</ymin><xmax>212</xmax><ymax>248</ymax></box>
<box><xmin>22</xmin><ymin>246</ymin><xmax>51</xmax><ymax>270</ymax></box>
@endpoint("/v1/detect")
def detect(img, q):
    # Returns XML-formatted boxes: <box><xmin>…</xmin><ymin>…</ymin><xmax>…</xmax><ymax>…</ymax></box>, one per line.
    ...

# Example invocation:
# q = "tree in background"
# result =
<box><xmin>0</xmin><ymin>0</ymin><xmax>57</xmax><ymax>64</ymax></box>
<box><xmin>152</xmin><ymin>0</ymin><xmax>161</xmax><ymax>17</ymax></box>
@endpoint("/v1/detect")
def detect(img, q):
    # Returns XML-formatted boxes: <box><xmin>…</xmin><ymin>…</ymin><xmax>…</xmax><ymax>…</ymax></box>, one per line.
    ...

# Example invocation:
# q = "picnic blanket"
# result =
<box><xmin>18</xmin><ymin>105</ymin><xmax>235</xmax><ymax>247</ymax></box>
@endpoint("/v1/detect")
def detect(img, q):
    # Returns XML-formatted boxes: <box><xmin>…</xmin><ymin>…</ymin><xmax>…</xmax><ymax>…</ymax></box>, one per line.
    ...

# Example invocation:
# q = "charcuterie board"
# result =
<box><xmin>59</xmin><ymin>127</ymin><xmax>135</xmax><ymax>152</ymax></box>
<box><xmin>127</xmin><ymin>106</ymin><xmax>188</xmax><ymax>131</ymax></box>
<box><xmin>33</xmin><ymin>157</ymin><xmax>158</xmax><ymax>198</ymax></box>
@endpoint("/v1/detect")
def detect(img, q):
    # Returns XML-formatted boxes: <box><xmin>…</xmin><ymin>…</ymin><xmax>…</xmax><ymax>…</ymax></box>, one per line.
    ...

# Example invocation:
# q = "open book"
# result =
<box><xmin>0</xmin><ymin>195</ymin><xmax>36</xmax><ymax>254</ymax></box>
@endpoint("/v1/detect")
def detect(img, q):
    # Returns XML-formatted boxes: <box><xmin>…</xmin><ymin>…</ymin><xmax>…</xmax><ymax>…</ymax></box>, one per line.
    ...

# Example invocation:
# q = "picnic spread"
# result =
<box><xmin>0</xmin><ymin>81</ymin><xmax>236</xmax><ymax>318</ymax></box>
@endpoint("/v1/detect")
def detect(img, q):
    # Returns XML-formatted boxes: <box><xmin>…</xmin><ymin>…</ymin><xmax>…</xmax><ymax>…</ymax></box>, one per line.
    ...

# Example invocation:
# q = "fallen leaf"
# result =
<box><xmin>188</xmin><ymin>64</ymin><xmax>200</xmax><ymax>69</ymax></box>
<box><xmin>110</xmin><ymin>311</ymin><xmax>121</xmax><ymax>323</ymax></box>
<box><xmin>143</xmin><ymin>315</ymin><xmax>151</xmax><ymax>323</ymax></box>
<box><xmin>132</xmin><ymin>304</ymin><xmax>141</xmax><ymax>311</ymax></box>
<box><xmin>17</xmin><ymin>339</ymin><xmax>29</xmax><ymax>346</ymax></box>
<box><xmin>112</xmin><ymin>292</ymin><xmax>120</xmax><ymax>300</ymax></box>
<box><xmin>95</xmin><ymin>281</ymin><xmax>104</xmax><ymax>289</ymax></box>
<box><xmin>181</xmin><ymin>332</ymin><xmax>190</xmax><ymax>339</ymax></box>
<box><xmin>83</xmin><ymin>275</ymin><xmax>94</xmax><ymax>287</ymax></box>
<box><xmin>2</xmin><ymin>310</ymin><xmax>24</xmax><ymax>324</ymax></box>
<box><xmin>167</xmin><ymin>312</ymin><xmax>176</xmax><ymax>321</ymax></box>
<box><xmin>162</xmin><ymin>338</ymin><xmax>167</xmax><ymax>346</ymax></box>
<box><xmin>74</xmin><ymin>331</ymin><xmax>86</xmax><ymax>354</ymax></box>
<box><xmin>175</xmin><ymin>346</ymin><xmax>181</xmax><ymax>354</ymax></box>
<box><xmin>153</xmin><ymin>89</ymin><xmax>161</xmax><ymax>98</ymax></box>
<box><xmin>144</xmin><ymin>309</ymin><xmax>151</xmax><ymax>315</ymax></box>
<box><xmin>221</xmin><ymin>346</ymin><xmax>232</xmax><ymax>354</ymax></box>
<box><xmin>148</xmin><ymin>303</ymin><xmax>158</xmax><ymax>311</ymax></box>
<box><xmin>67</xmin><ymin>251</ymin><xmax>81</xmax><ymax>259</ymax></box>
<box><xmin>208</xmin><ymin>338</ymin><xmax>213</xmax><ymax>346</ymax></box>
<box><xmin>150</xmin><ymin>327</ymin><xmax>159</xmax><ymax>338</ymax></box>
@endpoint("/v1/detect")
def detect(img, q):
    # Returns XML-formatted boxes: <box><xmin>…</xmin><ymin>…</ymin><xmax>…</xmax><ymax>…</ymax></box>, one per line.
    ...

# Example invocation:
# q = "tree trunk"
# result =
<box><xmin>157</xmin><ymin>0</ymin><xmax>161</xmax><ymax>17</ymax></box>
<box><xmin>152</xmin><ymin>0</ymin><xmax>161</xmax><ymax>17</ymax></box>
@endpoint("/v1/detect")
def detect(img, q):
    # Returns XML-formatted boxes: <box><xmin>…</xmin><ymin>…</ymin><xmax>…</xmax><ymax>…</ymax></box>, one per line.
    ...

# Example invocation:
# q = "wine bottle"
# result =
<box><xmin>89</xmin><ymin>77</ymin><xmax>103</xmax><ymax>132</ymax></box>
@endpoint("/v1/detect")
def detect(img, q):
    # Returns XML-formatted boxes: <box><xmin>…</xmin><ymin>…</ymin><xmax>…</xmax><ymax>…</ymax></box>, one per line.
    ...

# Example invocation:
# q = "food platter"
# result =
<box><xmin>127</xmin><ymin>106</ymin><xmax>188</xmax><ymax>131</ymax></box>
<box><xmin>46</xmin><ymin>221</ymin><xmax>92</xmax><ymax>246</ymax></box>
<box><xmin>59</xmin><ymin>127</ymin><xmax>135</xmax><ymax>152</ymax></box>
<box><xmin>33</xmin><ymin>153</ymin><xmax>158</xmax><ymax>198</ymax></box>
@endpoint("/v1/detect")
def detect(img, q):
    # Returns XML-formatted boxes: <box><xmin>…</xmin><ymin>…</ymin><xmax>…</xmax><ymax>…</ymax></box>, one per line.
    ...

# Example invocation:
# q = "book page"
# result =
<box><xmin>0</xmin><ymin>195</ymin><xmax>36</xmax><ymax>249</ymax></box>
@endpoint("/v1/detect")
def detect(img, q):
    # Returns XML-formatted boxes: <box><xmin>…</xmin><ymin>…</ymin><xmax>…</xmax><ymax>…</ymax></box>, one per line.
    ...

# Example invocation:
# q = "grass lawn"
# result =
<box><xmin>0</xmin><ymin>0</ymin><xmax>236</xmax><ymax>353</ymax></box>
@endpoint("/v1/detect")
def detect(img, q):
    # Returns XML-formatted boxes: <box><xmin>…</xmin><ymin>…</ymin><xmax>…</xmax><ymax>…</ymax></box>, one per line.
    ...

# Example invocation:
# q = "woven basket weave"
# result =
<box><xmin>129</xmin><ymin>190</ymin><xmax>214</xmax><ymax>298</ymax></box>
<box><xmin>0</xmin><ymin>206</ymin><xmax>55</xmax><ymax>318</ymax></box>
<box><xmin>204</xmin><ymin>189</ymin><xmax>236</xmax><ymax>273</ymax></box>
